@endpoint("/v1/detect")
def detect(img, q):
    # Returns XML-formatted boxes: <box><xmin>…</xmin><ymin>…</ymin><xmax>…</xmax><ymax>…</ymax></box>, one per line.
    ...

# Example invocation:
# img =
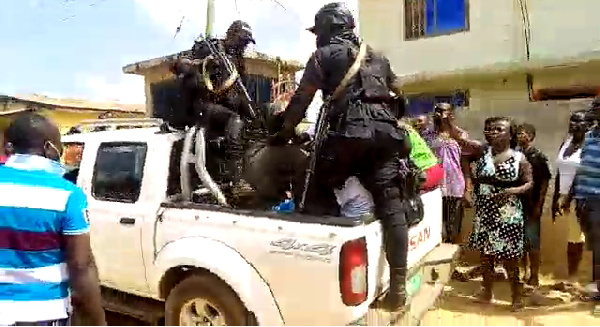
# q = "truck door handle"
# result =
<box><xmin>119</xmin><ymin>217</ymin><xmax>136</xmax><ymax>225</ymax></box>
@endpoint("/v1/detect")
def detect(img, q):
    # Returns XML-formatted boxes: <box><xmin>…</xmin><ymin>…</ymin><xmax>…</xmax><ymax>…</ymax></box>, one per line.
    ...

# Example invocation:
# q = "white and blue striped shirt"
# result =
<box><xmin>0</xmin><ymin>154</ymin><xmax>90</xmax><ymax>325</ymax></box>
<box><xmin>575</xmin><ymin>129</ymin><xmax>600</xmax><ymax>198</ymax></box>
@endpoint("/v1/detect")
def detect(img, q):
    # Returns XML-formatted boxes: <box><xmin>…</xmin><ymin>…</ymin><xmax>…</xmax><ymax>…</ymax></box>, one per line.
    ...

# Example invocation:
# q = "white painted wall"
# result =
<box><xmin>527</xmin><ymin>0</ymin><xmax>600</xmax><ymax>60</ymax></box>
<box><xmin>358</xmin><ymin>0</ymin><xmax>600</xmax><ymax>79</ymax></box>
<box><xmin>358</xmin><ymin>0</ymin><xmax>522</xmax><ymax>77</ymax></box>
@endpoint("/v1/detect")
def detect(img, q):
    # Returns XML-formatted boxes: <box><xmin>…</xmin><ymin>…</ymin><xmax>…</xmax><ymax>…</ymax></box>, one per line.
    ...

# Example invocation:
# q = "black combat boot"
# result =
<box><xmin>226</xmin><ymin>116</ymin><xmax>252</xmax><ymax>193</ymax></box>
<box><xmin>382</xmin><ymin>267</ymin><xmax>407</xmax><ymax>312</ymax></box>
<box><xmin>229</xmin><ymin>154</ymin><xmax>252</xmax><ymax>195</ymax></box>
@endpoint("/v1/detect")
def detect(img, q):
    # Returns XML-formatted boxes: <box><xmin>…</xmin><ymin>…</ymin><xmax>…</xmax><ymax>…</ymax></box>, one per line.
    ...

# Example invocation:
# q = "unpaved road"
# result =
<box><xmin>420</xmin><ymin>279</ymin><xmax>598</xmax><ymax>326</ymax></box>
<box><xmin>105</xmin><ymin>278</ymin><xmax>598</xmax><ymax>326</ymax></box>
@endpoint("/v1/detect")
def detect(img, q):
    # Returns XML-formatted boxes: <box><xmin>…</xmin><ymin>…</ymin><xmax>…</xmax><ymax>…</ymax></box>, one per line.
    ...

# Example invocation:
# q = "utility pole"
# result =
<box><xmin>205</xmin><ymin>0</ymin><xmax>215</xmax><ymax>38</ymax></box>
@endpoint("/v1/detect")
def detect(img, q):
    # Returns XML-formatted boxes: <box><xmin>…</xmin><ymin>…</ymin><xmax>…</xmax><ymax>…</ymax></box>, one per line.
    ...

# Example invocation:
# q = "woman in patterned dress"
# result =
<box><xmin>449</xmin><ymin>116</ymin><xmax>533</xmax><ymax>311</ymax></box>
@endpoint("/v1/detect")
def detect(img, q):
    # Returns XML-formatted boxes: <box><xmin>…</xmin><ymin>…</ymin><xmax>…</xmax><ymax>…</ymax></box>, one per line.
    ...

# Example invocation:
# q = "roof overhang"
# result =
<box><xmin>122</xmin><ymin>50</ymin><xmax>304</xmax><ymax>76</ymax></box>
<box><xmin>0</xmin><ymin>108</ymin><xmax>34</xmax><ymax>117</ymax></box>
<box><xmin>0</xmin><ymin>94</ymin><xmax>145</xmax><ymax>114</ymax></box>
<box><xmin>398</xmin><ymin>50</ymin><xmax>600</xmax><ymax>87</ymax></box>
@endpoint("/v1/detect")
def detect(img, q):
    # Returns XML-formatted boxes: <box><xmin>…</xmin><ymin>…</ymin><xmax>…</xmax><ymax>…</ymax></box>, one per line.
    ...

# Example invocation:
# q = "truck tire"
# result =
<box><xmin>165</xmin><ymin>273</ymin><xmax>250</xmax><ymax>326</ymax></box>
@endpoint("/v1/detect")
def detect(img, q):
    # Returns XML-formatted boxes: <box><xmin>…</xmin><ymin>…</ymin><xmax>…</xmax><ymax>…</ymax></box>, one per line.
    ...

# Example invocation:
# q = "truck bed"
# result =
<box><xmin>160</xmin><ymin>200</ymin><xmax>375</xmax><ymax>227</ymax></box>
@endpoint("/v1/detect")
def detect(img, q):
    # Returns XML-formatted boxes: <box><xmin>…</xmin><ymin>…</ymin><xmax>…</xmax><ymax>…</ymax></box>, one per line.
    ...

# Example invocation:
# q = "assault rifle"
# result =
<box><xmin>197</xmin><ymin>35</ymin><xmax>256</xmax><ymax>119</ymax></box>
<box><xmin>298</xmin><ymin>95</ymin><xmax>333</xmax><ymax>212</ymax></box>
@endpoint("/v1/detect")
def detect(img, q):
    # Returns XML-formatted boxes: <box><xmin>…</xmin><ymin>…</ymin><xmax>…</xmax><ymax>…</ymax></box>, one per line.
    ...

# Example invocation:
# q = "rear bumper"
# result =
<box><xmin>354</xmin><ymin>243</ymin><xmax>460</xmax><ymax>326</ymax></box>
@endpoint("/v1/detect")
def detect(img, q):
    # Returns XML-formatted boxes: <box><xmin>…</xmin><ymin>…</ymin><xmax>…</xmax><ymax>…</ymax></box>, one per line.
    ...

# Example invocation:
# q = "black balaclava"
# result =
<box><xmin>308</xmin><ymin>2</ymin><xmax>358</xmax><ymax>48</ymax></box>
<box><xmin>225</xmin><ymin>20</ymin><xmax>256</xmax><ymax>54</ymax></box>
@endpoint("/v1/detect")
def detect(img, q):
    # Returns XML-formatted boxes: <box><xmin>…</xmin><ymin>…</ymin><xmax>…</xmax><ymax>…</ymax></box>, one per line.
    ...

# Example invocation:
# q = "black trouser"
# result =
<box><xmin>201</xmin><ymin>103</ymin><xmax>245</xmax><ymax>183</ymax></box>
<box><xmin>173</xmin><ymin>86</ymin><xmax>246</xmax><ymax>183</ymax></box>
<box><xmin>304</xmin><ymin>132</ymin><xmax>409</xmax><ymax>270</ymax></box>
<box><xmin>171</xmin><ymin>86</ymin><xmax>245</xmax><ymax>156</ymax></box>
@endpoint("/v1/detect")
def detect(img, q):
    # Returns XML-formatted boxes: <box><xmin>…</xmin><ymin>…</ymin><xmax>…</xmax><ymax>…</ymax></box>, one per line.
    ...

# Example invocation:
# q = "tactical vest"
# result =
<box><xmin>318</xmin><ymin>39</ymin><xmax>398</xmax><ymax>136</ymax></box>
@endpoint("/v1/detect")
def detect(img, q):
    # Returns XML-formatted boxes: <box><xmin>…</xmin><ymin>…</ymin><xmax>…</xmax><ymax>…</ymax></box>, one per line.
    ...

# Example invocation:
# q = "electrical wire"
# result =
<box><xmin>517</xmin><ymin>0</ymin><xmax>533</xmax><ymax>100</ymax></box>
<box><xmin>172</xmin><ymin>0</ymin><xmax>293</xmax><ymax>43</ymax></box>
<box><xmin>173</xmin><ymin>16</ymin><xmax>186</xmax><ymax>39</ymax></box>
<box><xmin>60</xmin><ymin>0</ymin><xmax>109</xmax><ymax>22</ymax></box>
<box><xmin>19</xmin><ymin>0</ymin><xmax>112</xmax><ymax>40</ymax></box>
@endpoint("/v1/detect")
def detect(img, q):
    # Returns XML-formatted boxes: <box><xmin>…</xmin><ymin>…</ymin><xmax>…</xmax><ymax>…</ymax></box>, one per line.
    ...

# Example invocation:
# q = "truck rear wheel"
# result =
<box><xmin>165</xmin><ymin>273</ymin><xmax>250</xmax><ymax>326</ymax></box>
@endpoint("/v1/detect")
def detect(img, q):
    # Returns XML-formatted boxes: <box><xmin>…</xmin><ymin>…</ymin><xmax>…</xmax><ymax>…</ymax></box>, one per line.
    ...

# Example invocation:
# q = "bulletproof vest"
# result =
<box><xmin>319</xmin><ymin>39</ymin><xmax>398</xmax><ymax>136</ymax></box>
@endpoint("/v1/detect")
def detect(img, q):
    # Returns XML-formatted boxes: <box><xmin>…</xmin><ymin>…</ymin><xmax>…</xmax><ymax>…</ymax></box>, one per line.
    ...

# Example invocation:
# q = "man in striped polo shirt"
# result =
<box><xmin>0</xmin><ymin>113</ymin><xmax>105</xmax><ymax>325</ymax></box>
<box><xmin>574</xmin><ymin>99</ymin><xmax>600</xmax><ymax>314</ymax></box>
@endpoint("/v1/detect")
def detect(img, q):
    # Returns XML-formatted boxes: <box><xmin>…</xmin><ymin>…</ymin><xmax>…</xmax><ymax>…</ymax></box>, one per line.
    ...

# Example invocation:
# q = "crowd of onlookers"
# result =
<box><xmin>406</xmin><ymin>99</ymin><xmax>600</xmax><ymax>314</ymax></box>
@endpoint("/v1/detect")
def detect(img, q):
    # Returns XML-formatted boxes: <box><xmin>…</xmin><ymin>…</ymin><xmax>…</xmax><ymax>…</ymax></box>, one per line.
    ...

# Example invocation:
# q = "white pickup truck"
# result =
<box><xmin>62</xmin><ymin>118</ymin><xmax>459</xmax><ymax>326</ymax></box>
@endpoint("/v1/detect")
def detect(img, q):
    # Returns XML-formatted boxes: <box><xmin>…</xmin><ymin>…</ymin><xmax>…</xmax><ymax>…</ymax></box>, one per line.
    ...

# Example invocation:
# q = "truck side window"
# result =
<box><xmin>167</xmin><ymin>140</ymin><xmax>184</xmax><ymax>196</ymax></box>
<box><xmin>92</xmin><ymin>142</ymin><xmax>147</xmax><ymax>203</ymax></box>
<box><xmin>166</xmin><ymin>139</ymin><xmax>202</xmax><ymax>199</ymax></box>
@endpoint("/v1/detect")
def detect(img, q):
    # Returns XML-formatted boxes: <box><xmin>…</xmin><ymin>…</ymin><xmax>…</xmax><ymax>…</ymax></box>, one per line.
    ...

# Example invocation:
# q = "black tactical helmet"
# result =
<box><xmin>307</xmin><ymin>2</ymin><xmax>356</xmax><ymax>35</ymax></box>
<box><xmin>226</xmin><ymin>20</ymin><xmax>256</xmax><ymax>45</ymax></box>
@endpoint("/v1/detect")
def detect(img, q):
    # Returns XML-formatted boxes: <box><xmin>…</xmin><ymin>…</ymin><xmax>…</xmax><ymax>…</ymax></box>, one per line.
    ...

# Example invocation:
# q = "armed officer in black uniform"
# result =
<box><xmin>270</xmin><ymin>2</ymin><xmax>411</xmax><ymax>312</ymax></box>
<box><xmin>170</xmin><ymin>20</ymin><xmax>255</xmax><ymax>187</ymax></box>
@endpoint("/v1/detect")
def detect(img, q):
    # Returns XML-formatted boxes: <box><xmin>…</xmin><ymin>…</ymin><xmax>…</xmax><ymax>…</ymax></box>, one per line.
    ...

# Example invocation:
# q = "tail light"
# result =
<box><xmin>339</xmin><ymin>237</ymin><xmax>368</xmax><ymax>306</ymax></box>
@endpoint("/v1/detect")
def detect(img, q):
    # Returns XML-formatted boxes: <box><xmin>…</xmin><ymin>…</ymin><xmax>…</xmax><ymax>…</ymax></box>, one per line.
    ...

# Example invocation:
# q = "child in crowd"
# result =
<box><xmin>516</xmin><ymin>123</ymin><xmax>551</xmax><ymax>287</ymax></box>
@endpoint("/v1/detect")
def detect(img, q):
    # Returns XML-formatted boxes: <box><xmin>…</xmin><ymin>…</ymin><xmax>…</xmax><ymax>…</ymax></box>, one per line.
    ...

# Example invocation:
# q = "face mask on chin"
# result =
<box><xmin>45</xmin><ymin>141</ymin><xmax>67</xmax><ymax>176</ymax></box>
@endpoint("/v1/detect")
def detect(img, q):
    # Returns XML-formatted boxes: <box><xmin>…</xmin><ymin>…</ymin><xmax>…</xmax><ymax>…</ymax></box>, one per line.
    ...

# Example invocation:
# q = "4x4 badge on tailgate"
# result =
<box><xmin>270</xmin><ymin>238</ymin><xmax>336</xmax><ymax>256</ymax></box>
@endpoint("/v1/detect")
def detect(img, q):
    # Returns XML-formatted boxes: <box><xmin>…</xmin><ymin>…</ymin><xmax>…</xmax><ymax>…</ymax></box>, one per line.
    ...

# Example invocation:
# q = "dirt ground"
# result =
<box><xmin>104</xmin><ymin>250</ymin><xmax>598</xmax><ymax>326</ymax></box>
<box><xmin>105</xmin><ymin>274</ymin><xmax>599</xmax><ymax>326</ymax></box>
<box><xmin>420</xmin><ymin>277</ymin><xmax>599</xmax><ymax>326</ymax></box>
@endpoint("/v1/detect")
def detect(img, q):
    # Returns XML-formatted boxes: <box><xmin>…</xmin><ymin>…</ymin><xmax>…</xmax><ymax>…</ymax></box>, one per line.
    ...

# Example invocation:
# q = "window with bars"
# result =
<box><xmin>405</xmin><ymin>90</ymin><xmax>469</xmax><ymax>116</ymax></box>
<box><xmin>404</xmin><ymin>0</ymin><xmax>470</xmax><ymax>40</ymax></box>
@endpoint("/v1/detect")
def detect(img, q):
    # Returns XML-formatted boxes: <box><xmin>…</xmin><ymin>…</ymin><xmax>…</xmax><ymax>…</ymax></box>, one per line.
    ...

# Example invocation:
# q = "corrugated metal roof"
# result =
<box><xmin>122</xmin><ymin>49</ymin><xmax>304</xmax><ymax>75</ymax></box>
<box><xmin>0</xmin><ymin>94</ymin><xmax>145</xmax><ymax>113</ymax></box>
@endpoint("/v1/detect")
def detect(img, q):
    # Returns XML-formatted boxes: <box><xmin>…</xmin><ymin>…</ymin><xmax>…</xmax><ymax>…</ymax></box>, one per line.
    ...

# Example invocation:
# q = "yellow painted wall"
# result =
<box><xmin>0</xmin><ymin>102</ymin><xmax>144</xmax><ymax>135</ymax></box>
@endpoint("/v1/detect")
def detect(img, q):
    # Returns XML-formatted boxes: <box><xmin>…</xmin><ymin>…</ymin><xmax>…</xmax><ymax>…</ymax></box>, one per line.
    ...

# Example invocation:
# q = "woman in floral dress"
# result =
<box><xmin>449</xmin><ymin>116</ymin><xmax>533</xmax><ymax>311</ymax></box>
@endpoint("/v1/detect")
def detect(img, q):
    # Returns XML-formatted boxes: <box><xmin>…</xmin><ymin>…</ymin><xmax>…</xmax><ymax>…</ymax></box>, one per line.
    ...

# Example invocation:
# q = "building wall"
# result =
<box><xmin>359</xmin><ymin>0</ymin><xmax>600</xmax><ymax>79</ymax></box>
<box><xmin>0</xmin><ymin>101</ymin><xmax>144</xmax><ymax>135</ymax></box>
<box><xmin>527</xmin><ymin>0</ymin><xmax>600</xmax><ymax>60</ymax></box>
<box><xmin>358</xmin><ymin>0</ymin><xmax>523</xmax><ymax>77</ymax></box>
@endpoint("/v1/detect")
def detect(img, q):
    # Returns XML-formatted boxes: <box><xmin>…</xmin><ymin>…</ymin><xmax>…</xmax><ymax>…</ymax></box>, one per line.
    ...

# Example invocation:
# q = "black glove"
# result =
<box><xmin>268</xmin><ymin>123</ymin><xmax>295</xmax><ymax>146</ymax></box>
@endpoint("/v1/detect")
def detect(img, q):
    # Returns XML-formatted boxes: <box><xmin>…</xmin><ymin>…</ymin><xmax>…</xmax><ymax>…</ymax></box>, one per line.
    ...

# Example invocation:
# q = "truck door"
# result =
<box><xmin>85</xmin><ymin>141</ymin><xmax>149</xmax><ymax>293</ymax></box>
